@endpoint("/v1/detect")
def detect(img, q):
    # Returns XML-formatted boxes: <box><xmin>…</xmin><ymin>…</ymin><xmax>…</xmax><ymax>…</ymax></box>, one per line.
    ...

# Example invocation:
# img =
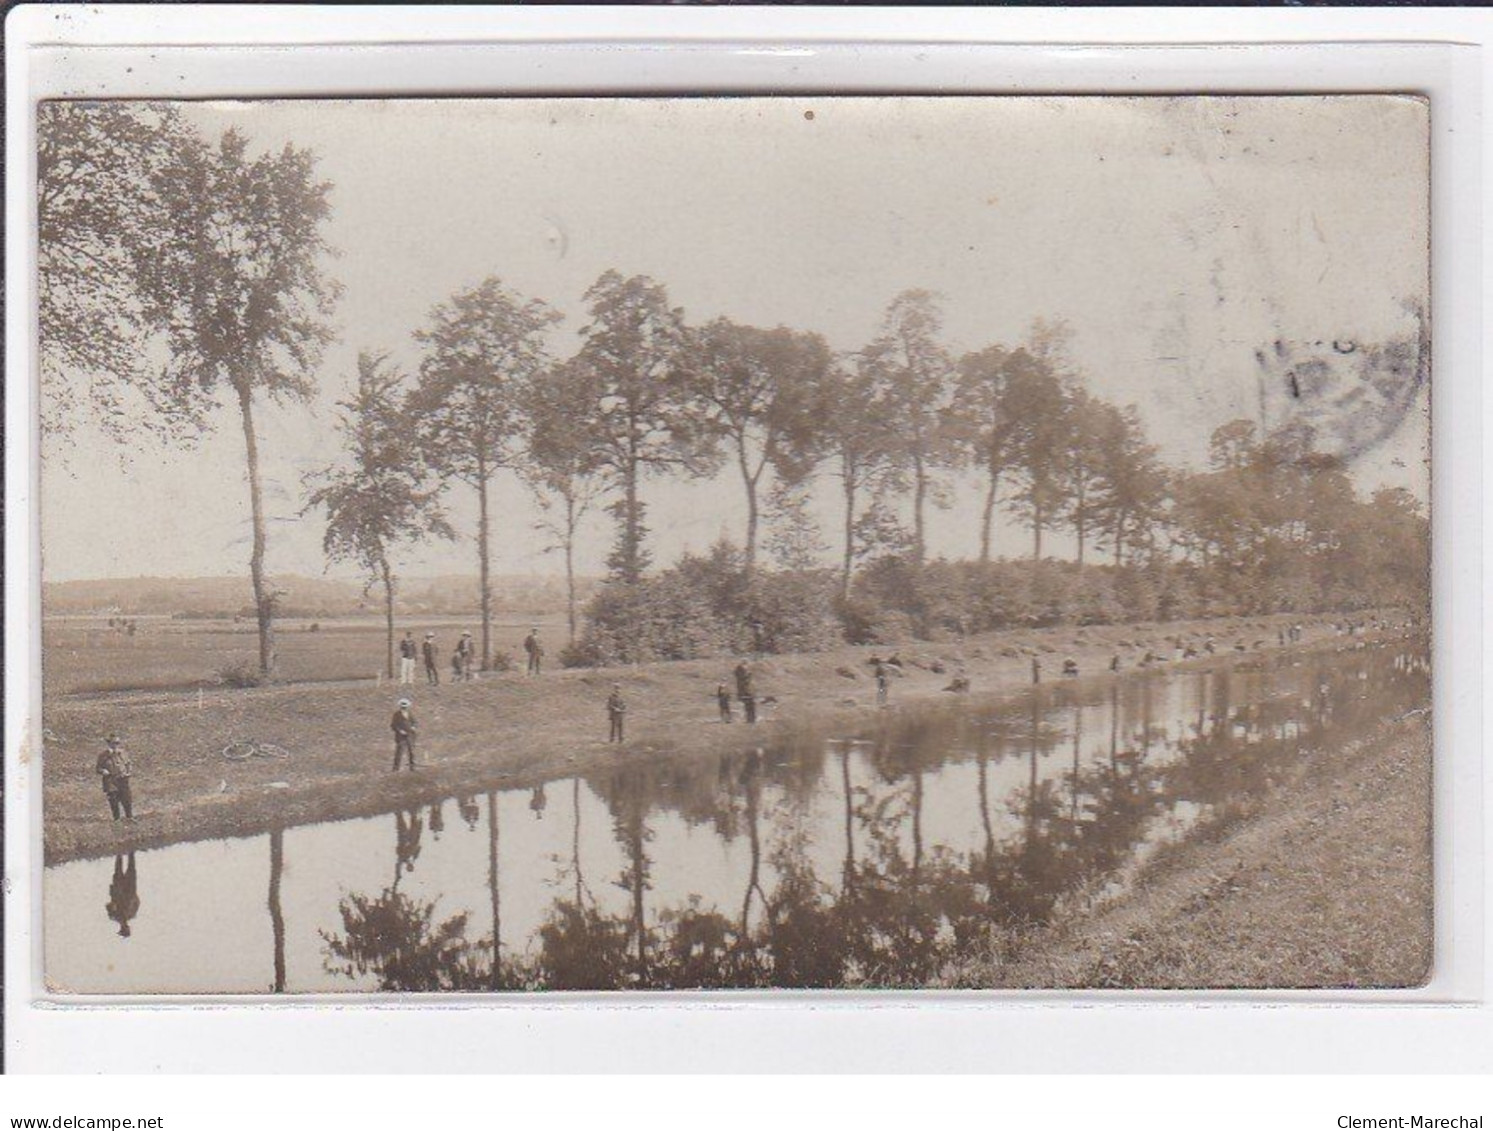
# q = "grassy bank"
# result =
<box><xmin>42</xmin><ymin>611</ymin><xmax>1383</xmax><ymax>865</ymax></box>
<box><xmin>940</xmin><ymin>713</ymin><xmax>1433</xmax><ymax>989</ymax></box>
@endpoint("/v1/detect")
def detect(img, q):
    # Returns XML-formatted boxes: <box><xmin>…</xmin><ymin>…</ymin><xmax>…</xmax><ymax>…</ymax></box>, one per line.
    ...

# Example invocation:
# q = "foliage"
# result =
<box><xmin>857</xmin><ymin>290</ymin><xmax>957</xmax><ymax>564</ymax></box>
<box><xmin>575</xmin><ymin>271</ymin><xmax>716</xmax><ymax>583</ymax></box>
<box><xmin>817</xmin><ymin>364</ymin><xmax>901</xmax><ymax>596</ymax></box>
<box><xmin>519</xmin><ymin>359</ymin><xmax>610</xmax><ymax>642</ymax></box>
<box><xmin>577</xmin><ymin>541</ymin><xmax>842</xmax><ymax>664</ymax></box>
<box><xmin>304</xmin><ymin>352</ymin><xmax>454</xmax><ymax>677</ymax></box>
<box><xmin>126</xmin><ymin>123</ymin><xmax>339</xmax><ymax>675</ymax></box>
<box><xmin>407</xmin><ymin>276</ymin><xmax>560</xmax><ymax>668</ymax></box>
<box><xmin>36</xmin><ymin>102</ymin><xmax>198</xmax><ymax>444</ymax></box>
<box><xmin>687</xmin><ymin>317</ymin><xmax>832</xmax><ymax>568</ymax></box>
<box><xmin>215</xmin><ymin>659</ymin><xmax>269</xmax><ymax>688</ymax></box>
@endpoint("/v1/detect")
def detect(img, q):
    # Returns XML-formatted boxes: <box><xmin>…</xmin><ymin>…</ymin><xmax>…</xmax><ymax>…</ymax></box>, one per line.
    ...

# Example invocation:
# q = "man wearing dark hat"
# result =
<box><xmin>607</xmin><ymin>684</ymin><xmax>627</xmax><ymax>743</ymax></box>
<box><xmin>734</xmin><ymin>660</ymin><xmax>757</xmax><ymax>724</ymax></box>
<box><xmin>391</xmin><ymin>698</ymin><xmax>418</xmax><ymax>771</ymax></box>
<box><xmin>422</xmin><ymin>632</ymin><xmax>440</xmax><ymax>686</ymax></box>
<box><xmin>96</xmin><ymin>732</ymin><xmax>134</xmax><ymax>821</ymax></box>
<box><xmin>455</xmin><ymin>631</ymin><xmax>476</xmax><ymax>681</ymax></box>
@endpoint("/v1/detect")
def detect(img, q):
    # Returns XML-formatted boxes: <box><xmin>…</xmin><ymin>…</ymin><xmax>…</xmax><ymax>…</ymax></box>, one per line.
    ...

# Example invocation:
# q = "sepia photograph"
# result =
<box><xmin>36</xmin><ymin>94</ymin><xmax>1431</xmax><ymax>995</ymax></box>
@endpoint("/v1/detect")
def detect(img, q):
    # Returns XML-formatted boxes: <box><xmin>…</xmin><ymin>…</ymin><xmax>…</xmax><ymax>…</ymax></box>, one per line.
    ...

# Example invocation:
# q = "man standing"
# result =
<box><xmin>391</xmin><ymin>698</ymin><xmax>418</xmax><ymax>771</ymax></box>
<box><xmin>422</xmin><ymin>632</ymin><xmax>440</xmax><ymax>686</ymax></box>
<box><xmin>456</xmin><ymin>631</ymin><xmax>476</xmax><ymax>681</ymax></box>
<box><xmin>398</xmin><ymin>631</ymin><xmax>418</xmax><ymax>685</ymax></box>
<box><xmin>734</xmin><ymin>660</ymin><xmax>757</xmax><ymax>724</ymax></box>
<box><xmin>607</xmin><ymin>684</ymin><xmax>627</xmax><ymax>743</ymax></box>
<box><xmin>96</xmin><ymin>732</ymin><xmax>134</xmax><ymax>822</ymax></box>
<box><xmin>524</xmin><ymin>627</ymin><xmax>544</xmax><ymax>676</ymax></box>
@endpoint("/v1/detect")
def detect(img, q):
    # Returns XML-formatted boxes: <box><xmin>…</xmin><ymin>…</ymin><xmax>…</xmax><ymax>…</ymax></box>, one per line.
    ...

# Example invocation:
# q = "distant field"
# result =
<box><xmin>44</xmin><ymin>613</ymin><xmax>571</xmax><ymax>696</ymax></box>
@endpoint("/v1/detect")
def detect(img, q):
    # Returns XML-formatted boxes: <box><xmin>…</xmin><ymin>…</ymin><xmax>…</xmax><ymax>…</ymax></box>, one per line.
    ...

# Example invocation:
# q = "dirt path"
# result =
<box><xmin>941</xmin><ymin>713</ymin><xmax>1433</xmax><ymax>989</ymax></box>
<box><xmin>41</xmin><ymin>611</ymin><xmax>1393</xmax><ymax>864</ymax></box>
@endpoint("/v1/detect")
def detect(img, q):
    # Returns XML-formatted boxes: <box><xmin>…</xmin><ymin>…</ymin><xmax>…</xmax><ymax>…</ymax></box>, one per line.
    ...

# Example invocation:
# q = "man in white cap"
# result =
<box><xmin>391</xmin><ymin>698</ymin><xmax>418</xmax><ymax>771</ymax></box>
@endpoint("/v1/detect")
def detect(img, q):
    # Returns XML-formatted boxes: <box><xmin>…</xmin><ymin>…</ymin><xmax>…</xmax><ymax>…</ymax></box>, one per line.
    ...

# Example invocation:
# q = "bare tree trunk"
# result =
<box><xmin>744</xmin><ymin>480</ymin><xmax>760</xmax><ymax>572</ymax></box>
<box><xmin>1070</xmin><ymin>706</ymin><xmax>1082</xmax><ymax>824</ymax></box>
<box><xmin>236</xmin><ymin>381</ymin><xmax>275</xmax><ymax>676</ymax></box>
<box><xmin>268</xmin><ymin>827</ymin><xmax>286</xmax><ymax>993</ymax></box>
<box><xmin>629</xmin><ymin>810</ymin><xmax>647</xmax><ymax>976</ymax></box>
<box><xmin>979</xmin><ymin>471</ymin><xmax>999</xmax><ymax>564</ymax></box>
<box><xmin>1076</xmin><ymin>509</ymin><xmax>1086</xmax><ymax>568</ymax></box>
<box><xmin>564</xmin><ymin>528</ymin><xmax>577</xmax><ymax>645</ymax></box>
<box><xmin>487</xmin><ymin>791</ymin><xmax>501</xmax><ymax>990</ymax></box>
<box><xmin>840</xmin><ymin>747</ymin><xmax>855</xmax><ymax>896</ymax></box>
<box><xmin>477</xmin><ymin>470</ymin><xmax>492</xmax><ymax>671</ymax></box>
<box><xmin>1033</xmin><ymin>500</ymin><xmax>1044</xmax><ymax>561</ymax></box>
<box><xmin>912</xmin><ymin>453</ymin><xmax>927</xmax><ymax>564</ymax></box>
<box><xmin>841</xmin><ymin>471</ymin><xmax>856</xmax><ymax>599</ymax></box>
<box><xmin>610</xmin><ymin>443</ymin><xmax>647</xmax><ymax>586</ymax></box>
<box><xmin>911</xmin><ymin>765</ymin><xmax>924</xmax><ymax>880</ymax></box>
<box><xmin>1109</xmin><ymin>683</ymin><xmax>1119</xmax><ymax>770</ymax></box>
<box><xmin>738</xmin><ymin>447</ymin><xmax>761</xmax><ymax>572</ymax></box>
<box><xmin>571</xmin><ymin>777</ymin><xmax>583</xmax><ymax>905</ymax></box>
<box><xmin>380</xmin><ymin>554</ymin><xmax>395</xmax><ymax>680</ymax></box>
<box><xmin>742</xmin><ymin>765</ymin><xmax>761</xmax><ymax>935</ymax></box>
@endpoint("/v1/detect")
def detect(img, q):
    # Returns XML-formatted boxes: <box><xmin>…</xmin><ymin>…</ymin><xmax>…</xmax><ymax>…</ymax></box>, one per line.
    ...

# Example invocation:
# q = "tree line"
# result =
<box><xmin>39</xmin><ymin>105</ymin><xmax>1428</xmax><ymax>678</ymax></box>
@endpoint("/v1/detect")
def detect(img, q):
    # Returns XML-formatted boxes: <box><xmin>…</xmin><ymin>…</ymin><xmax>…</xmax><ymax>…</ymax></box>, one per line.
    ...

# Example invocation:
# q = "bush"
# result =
<box><xmin>575</xmin><ymin>542</ymin><xmax>842</xmax><ymax>665</ymax></box>
<box><xmin>216</xmin><ymin>660</ymin><xmax>269</xmax><ymax>688</ymax></box>
<box><xmin>559</xmin><ymin>639</ymin><xmax>604</xmax><ymax>669</ymax></box>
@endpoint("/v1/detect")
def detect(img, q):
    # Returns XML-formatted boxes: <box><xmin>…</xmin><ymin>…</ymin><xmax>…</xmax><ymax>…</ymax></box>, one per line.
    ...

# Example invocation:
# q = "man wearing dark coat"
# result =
<box><xmin>391</xmin><ymin>698</ymin><xmax>418</xmax><ymax>771</ymax></box>
<box><xmin>96</xmin><ymin>733</ymin><xmax>134</xmax><ymax>821</ymax></box>
<box><xmin>734</xmin><ymin>661</ymin><xmax>757</xmax><ymax>724</ymax></box>
<box><xmin>607</xmin><ymin>684</ymin><xmax>627</xmax><ymax>743</ymax></box>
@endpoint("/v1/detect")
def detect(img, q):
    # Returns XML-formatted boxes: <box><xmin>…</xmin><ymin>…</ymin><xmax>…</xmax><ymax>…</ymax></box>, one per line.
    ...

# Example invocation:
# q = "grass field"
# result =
<box><xmin>43</xmin><ymin>612</ymin><xmax>570</xmax><ymax>695</ymax></box>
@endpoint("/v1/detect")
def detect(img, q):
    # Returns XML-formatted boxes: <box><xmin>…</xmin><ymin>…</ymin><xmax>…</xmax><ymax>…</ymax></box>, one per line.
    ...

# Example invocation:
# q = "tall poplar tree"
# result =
<box><xmin>408</xmin><ymin>277</ymin><xmax>560</xmax><ymax>670</ymax></box>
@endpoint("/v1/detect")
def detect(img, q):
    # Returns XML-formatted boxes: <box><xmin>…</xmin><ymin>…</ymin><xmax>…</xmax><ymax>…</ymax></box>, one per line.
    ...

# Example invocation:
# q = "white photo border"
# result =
<box><xmin>4</xmin><ymin>4</ymin><xmax>1486</xmax><ymax>1072</ymax></box>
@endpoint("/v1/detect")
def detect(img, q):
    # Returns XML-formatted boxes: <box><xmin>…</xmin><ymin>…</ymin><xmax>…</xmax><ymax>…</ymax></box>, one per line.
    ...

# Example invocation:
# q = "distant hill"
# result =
<box><xmin>43</xmin><ymin>573</ymin><xmax>600</xmax><ymax>618</ymax></box>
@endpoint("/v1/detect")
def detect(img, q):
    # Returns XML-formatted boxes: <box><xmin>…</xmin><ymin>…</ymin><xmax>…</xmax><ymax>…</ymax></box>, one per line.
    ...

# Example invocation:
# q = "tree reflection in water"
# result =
<box><xmin>318</xmin><ymin>642</ymin><xmax>1428</xmax><ymax>991</ymax></box>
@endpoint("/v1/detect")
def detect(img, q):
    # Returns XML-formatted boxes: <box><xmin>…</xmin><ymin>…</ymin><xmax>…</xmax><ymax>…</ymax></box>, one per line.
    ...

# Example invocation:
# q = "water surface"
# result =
<box><xmin>45</xmin><ymin>640</ymin><xmax>1428</xmax><ymax>992</ymax></box>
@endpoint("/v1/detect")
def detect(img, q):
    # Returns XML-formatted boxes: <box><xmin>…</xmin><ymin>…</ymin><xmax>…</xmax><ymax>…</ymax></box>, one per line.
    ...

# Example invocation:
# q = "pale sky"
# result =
<box><xmin>41</xmin><ymin>95</ymin><xmax>1431</xmax><ymax>582</ymax></box>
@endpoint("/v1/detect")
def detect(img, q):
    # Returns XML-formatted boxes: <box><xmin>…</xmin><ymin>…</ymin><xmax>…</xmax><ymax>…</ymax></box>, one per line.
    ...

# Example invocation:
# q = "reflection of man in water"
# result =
<box><xmin>734</xmin><ymin>661</ymin><xmax>757</xmax><ymax>724</ymax></box>
<box><xmin>457</xmin><ymin>795</ymin><xmax>481</xmax><ymax>831</ymax></box>
<box><xmin>396</xmin><ymin>809</ymin><xmax>423</xmax><ymax>876</ymax></box>
<box><xmin>429</xmin><ymin>799</ymin><xmax>445</xmax><ymax>840</ymax></box>
<box><xmin>106</xmin><ymin>852</ymin><xmax>140</xmax><ymax>937</ymax></box>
